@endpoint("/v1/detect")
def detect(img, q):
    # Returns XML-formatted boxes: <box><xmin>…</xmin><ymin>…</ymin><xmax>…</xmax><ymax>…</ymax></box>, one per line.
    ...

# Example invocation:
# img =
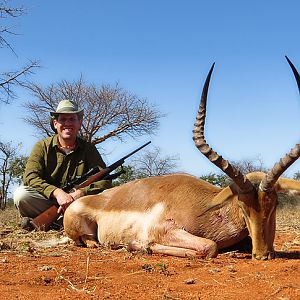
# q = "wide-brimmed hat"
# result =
<box><xmin>50</xmin><ymin>100</ymin><xmax>83</xmax><ymax>132</ymax></box>
<box><xmin>50</xmin><ymin>100</ymin><xmax>84</xmax><ymax>117</ymax></box>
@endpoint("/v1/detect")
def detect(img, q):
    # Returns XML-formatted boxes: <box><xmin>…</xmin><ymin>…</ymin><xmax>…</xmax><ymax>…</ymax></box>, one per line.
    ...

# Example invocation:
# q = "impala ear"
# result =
<box><xmin>203</xmin><ymin>186</ymin><xmax>236</xmax><ymax>213</ymax></box>
<box><xmin>276</xmin><ymin>177</ymin><xmax>300</xmax><ymax>195</ymax></box>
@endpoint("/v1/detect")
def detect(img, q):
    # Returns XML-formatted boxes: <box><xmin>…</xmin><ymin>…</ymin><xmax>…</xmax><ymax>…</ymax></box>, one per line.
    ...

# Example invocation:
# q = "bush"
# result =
<box><xmin>277</xmin><ymin>193</ymin><xmax>300</xmax><ymax>209</ymax></box>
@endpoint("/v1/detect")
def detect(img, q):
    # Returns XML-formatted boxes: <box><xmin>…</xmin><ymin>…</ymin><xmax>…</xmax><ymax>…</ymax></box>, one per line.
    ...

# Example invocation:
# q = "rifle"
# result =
<box><xmin>29</xmin><ymin>141</ymin><xmax>151</xmax><ymax>231</ymax></box>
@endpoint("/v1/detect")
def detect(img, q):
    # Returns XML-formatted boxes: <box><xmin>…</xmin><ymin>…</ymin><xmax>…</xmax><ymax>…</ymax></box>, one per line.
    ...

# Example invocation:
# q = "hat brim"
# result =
<box><xmin>50</xmin><ymin>109</ymin><xmax>84</xmax><ymax>117</ymax></box>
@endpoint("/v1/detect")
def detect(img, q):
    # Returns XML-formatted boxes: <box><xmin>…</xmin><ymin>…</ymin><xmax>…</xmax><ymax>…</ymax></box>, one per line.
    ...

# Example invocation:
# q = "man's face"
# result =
<box><xmin>53</xmin><ymin>113</ymin><xmax>82</xmax><ymax>140</ymax></box>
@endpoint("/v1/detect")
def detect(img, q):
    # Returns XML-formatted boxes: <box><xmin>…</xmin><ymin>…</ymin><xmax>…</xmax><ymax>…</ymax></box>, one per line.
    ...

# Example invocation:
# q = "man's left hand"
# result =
<box><xmin>69</xmin><ymin>189</ymin><xmax>85</xmax><ymax>200</ymax></box>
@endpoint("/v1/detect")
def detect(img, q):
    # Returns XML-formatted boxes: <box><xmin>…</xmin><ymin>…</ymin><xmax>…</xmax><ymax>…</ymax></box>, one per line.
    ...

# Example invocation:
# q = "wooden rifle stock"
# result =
<box><xmin>30</xmin><ymin>141</ymin><xmax>151</xmax><ymax>231</ymax></box>
<box><xmin>30</xmin><ymin>205</ymin><xmax>60</xmax><ymax>231</ymax></box>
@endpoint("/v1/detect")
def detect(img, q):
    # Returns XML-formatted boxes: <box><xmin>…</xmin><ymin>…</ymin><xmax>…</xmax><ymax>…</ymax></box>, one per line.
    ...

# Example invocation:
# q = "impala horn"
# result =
<box><xmin>193</xmin><ymin>63</ymin><xmax>254</xmax><ymax>193</ymax></box>
<box><xmin>260</xmin><ymin>56</ymin><xmax>300</xmax><ymax>192</ymax></box>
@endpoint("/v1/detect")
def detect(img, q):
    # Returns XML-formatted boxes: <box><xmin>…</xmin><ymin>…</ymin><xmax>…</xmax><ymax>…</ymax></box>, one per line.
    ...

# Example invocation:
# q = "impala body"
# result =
<box><xmin>64</xmin><ymin>57</ymin><xmax>300</xmax><ymax>260</ymax></box>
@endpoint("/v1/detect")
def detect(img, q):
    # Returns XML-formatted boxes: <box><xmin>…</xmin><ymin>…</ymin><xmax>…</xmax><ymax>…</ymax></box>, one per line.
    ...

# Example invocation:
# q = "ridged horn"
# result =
<box><xmin>285</xmin><ymin>56</ymin><xmax>300</xmax><ymax>93</ymax></box>
<box><xmin>193</xmin><ymin>63</ymin><xmax>254</xmax><ymax>193</ymax></box>
<box><xmin>260</xmin><ymin>57</ymin><xmax>300</xmax><ymax>192</ymax></box>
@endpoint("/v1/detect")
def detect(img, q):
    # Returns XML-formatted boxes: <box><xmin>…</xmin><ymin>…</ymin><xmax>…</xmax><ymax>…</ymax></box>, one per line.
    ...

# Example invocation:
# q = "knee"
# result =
<box><xmin>206</xmin><ymin>240</ymin><xmax>218</xmax><ymax>258</ymax></box>
<box><xmin>13</xmin><ymin>186</ymin><xmax>24</xmax><ymax>206</ymax></box>
<box><xmin>13</xmin><ymin>186</ymin><xmax>28</xmax><ymax>207</ymax></box>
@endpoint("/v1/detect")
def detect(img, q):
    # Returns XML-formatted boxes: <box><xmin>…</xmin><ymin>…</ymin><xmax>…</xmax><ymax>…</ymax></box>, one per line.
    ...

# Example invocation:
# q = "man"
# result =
<box><xmin>14</xmin><ymin>100</ymin><xmax>111</xmax><ymax>228</ymax></box>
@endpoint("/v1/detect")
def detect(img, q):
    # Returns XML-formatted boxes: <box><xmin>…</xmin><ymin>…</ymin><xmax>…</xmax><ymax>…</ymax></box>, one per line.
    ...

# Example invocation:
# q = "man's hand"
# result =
<box><xmin>52</xmin><ymin>188</ymin><xmax>74</xmax><ymax>214</ymax></box>
<box><xmin>69</xmin><ymin>189</ymin><xmax>85</xmax><ymax>200</ymax></box>
<box><xmin>52</xmin><ymin>188</ymin><xmax>85</xmax><ymax>214</ymax></box>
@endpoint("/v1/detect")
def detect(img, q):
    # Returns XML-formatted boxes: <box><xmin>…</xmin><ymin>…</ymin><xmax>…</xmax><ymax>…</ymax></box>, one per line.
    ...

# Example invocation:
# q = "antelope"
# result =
<box><xmin>64</xmin><ymin>56</ymin><xmax>300</xmax><ymax>260</ymax></box>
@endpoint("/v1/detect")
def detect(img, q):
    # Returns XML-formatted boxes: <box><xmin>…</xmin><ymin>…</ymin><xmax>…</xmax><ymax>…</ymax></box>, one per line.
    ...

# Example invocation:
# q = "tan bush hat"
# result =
<box><xmin>50</xmin><ymin>100</ymin><xmax>83</xmax><ymax>132</ymax></box>
<box><xmin>50</xmin><ymin>100</ymin><xmax>84</xmax><ymax>117</ymax></box>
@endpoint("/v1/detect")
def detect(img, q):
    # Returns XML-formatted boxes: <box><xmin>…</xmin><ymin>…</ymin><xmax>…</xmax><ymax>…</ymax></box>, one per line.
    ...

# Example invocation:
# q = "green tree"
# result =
<box><xmin>112</xmin><ymin>165</ymin><xmax>136</xmax><ymax>186</ymax></box>
<box><xmin>0</xmin><ymin>140</ymin><xmax>26</xmax><ymax>209</ymax></box>
<box><xmin>293</xmin><ymin>171</ymin><xmax>300</xmax><ymax>181</ymax></box>
<box><xmin>199</xmin><ymin>173</ymin><xmax>229</xmax><ymax>188</ymax></box>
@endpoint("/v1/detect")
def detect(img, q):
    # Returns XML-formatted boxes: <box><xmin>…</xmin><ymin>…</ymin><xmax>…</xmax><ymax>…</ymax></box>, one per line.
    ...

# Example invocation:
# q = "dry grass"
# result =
<box><xmin>0</xmin><ymin>203</ymin><xmax>66</xmax><ymax>252</ymax></box>
<box><xmin>0</xmin><ymin>202</ymin><xmax>20</xmax><ymax>228</ymax></box>
<box><xmin>276</xmin><ymin>205</ymin><xmax>300</xmax><ymax>232</ymax></box>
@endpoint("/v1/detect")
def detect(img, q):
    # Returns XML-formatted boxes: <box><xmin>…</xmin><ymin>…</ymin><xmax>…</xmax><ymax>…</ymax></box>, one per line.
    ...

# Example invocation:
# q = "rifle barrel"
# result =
<box><xmin>64</xmin><ymin>141</ymin><xmax>151</xmax><ymax>191</ymax></box>
<box><xmin>122</xmin><ymin>141</ymin><xmax>151</xmax><ymax>160</ymax></box>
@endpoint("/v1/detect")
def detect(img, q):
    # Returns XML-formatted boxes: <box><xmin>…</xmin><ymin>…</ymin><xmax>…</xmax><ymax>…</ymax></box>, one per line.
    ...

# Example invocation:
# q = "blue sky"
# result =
<box><xmin>1</xmin><ymin>0</ymin><xmax>300</xmax><ymax>177</ymax></box>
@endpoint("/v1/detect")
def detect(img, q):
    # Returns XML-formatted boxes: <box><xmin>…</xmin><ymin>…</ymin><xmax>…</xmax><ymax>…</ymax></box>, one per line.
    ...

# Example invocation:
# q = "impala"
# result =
<box><xmin>64</xmin><ymin>56</ymin><xmax>300</xmax><ymax>260</ymax></box>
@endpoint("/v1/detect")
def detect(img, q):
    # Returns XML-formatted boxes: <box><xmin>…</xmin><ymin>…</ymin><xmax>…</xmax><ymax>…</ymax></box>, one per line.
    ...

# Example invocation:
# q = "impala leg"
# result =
<box><xmin>127</xmin><ymin>240</ymin><xmax>199</xmax><ymax>257</ymax></box>
<box><xmin>159</xmin><ymin>228</ymin><xmax>218</xmax><ymax>258</ymax></box>
<box><xmin>149</xmin><ymin>244</ymin><xmax>201</xmax><ymax>258</ymax></box>
<box><xmin>127</xmin><ymin>229</ymin><xmax>217</xmax><ymax>258</ymax></box>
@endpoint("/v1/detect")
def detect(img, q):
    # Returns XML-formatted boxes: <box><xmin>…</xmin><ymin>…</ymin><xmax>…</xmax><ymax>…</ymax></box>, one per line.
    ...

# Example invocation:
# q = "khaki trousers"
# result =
<box><xmin>13</xmin><ymin>185</ymin><xmax>56</xmax><ymax>218</ymax></box>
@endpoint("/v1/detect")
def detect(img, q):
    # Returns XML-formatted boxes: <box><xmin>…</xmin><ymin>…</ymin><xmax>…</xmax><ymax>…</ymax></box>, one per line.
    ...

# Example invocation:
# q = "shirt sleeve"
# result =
<box><xmin>23</xmin><ymin>141</ymin><xmax>58</xmax><ymax>199</ymax></box>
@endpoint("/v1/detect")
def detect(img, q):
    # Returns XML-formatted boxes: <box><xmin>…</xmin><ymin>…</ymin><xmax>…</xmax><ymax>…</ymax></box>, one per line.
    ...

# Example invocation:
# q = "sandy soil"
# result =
<box><xmin>0</xmin><ymin>227</ymin><xmax>299</xmax><ymax>300</ymax></box>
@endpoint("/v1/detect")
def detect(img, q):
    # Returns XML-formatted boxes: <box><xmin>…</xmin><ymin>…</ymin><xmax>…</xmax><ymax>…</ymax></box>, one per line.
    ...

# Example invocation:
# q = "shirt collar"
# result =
<box><xmin>53</xmin><ymin>135</ymin><xmax>84</xmax><ymax>149</ymax></box>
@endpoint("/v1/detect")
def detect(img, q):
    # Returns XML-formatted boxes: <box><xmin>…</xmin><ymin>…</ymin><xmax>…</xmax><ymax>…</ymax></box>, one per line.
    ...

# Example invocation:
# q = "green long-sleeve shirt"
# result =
<box><xmin>23</xmin><ymin>135</ymin><xmax>112</xmax><ymax>198</ymax></box>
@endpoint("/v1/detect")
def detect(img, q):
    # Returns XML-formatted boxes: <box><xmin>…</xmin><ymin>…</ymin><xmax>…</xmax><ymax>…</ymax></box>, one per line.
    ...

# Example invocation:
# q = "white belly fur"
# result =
<box><xmin>96</xmin><ymin>202</ymin><xmax>165</xmax><ymax>246</ymax></box>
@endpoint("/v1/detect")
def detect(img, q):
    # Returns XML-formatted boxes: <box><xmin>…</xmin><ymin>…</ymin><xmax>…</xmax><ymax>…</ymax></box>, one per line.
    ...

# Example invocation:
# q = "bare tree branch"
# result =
<box><xmin>0</xmin><ymin>60</ymin><xmax>40</xmax><ymax>103</ymax></box>
<box><xmin>0</xmin><ymin>2</ymin><xmax>25</xmax><ymax>17</ymax></box>
<box><xmin>23</xmin><ymin>78</ymin><xmax>164</xmax><ymax>145</ymax></box>
<box><xmin>131</xmin><ymin>147</ymin><xmax>179</xmax><ymax>177</ymax></box>
<box><xmin>0</xmin><ymin>2</ymin><xmax>40</xmax><ymax>103</ymax></box>
<box><xmin>0</xmin><ymin>1</ymin><xmax>25</xmax><ymax>54</ymax></box>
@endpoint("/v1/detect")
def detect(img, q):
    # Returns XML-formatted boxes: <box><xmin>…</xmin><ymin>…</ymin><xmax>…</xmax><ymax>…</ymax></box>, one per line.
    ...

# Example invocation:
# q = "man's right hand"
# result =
<box><xmin>52</xmin><ymin>188</ymin><xmax>75</xmax><ymax>214</ymax></box>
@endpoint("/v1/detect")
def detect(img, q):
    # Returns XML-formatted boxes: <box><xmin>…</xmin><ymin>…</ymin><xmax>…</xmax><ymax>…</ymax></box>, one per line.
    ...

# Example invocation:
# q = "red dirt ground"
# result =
<box><xmin>0</xmin><ymin>229</ymin><xmax>299</xmax><ymax>300</ymax></box>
